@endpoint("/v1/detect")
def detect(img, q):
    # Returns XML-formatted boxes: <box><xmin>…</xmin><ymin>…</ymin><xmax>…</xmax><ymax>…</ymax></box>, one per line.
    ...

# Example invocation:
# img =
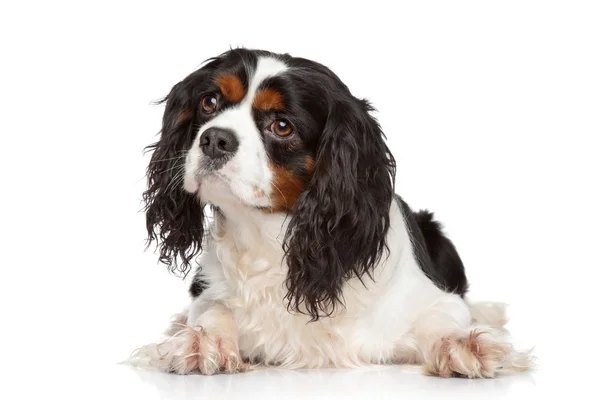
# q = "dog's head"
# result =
<box><xmin>144</xmin><ymin>49</ymin><xmax>395</xmax><ymax>319</ymax></box>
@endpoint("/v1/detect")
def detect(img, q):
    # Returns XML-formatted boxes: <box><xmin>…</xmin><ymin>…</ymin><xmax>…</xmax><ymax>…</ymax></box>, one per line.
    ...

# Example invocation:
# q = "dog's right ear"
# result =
<box><xmin>143</xmin><ymin>79</ymin><xmax>205</xmax><ymax>277</ymax></box>
<box><xmin>283</xmin><ymin>96</ymin><xmax>396</xmax><ymax>321</ymax></box>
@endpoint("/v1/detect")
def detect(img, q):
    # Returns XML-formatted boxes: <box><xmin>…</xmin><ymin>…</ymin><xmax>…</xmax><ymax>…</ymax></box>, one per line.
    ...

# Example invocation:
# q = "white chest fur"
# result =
<box><xmin>197</xmin><ymin>203</ymin><xmax>446</xmax><ymax>368</ymax></box>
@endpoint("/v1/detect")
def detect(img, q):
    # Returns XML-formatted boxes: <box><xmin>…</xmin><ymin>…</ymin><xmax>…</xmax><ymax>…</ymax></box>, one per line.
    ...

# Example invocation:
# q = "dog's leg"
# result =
<box><xmin>393</xmin><ymin>334</ymin><xmax>423</xmax><ymax>364</ymax></box>
<box><xmin>467</xmin><ymin>300</ymin><xmax>508</xmax><ymax>329</ymax></box>
<box><xmin>413</xmin><ymin>295</ymin><xmax>531</xmax><ymax>378</ymax></box>
<box><xmin>130</xmin><ymin>299</ymin><xmax>247</xmax><ymax>375</ymax></box>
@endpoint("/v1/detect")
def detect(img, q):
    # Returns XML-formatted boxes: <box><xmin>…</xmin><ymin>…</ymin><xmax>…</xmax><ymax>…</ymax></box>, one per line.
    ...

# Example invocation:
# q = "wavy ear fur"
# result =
<box><xmin>284</xmin><ymin>97</ymin><xmax>396</xmax><ymax>320</ymax></box>
<box><xmin>143</xmin><ymin>80</ymin><xmax>205</xmax><ymax>277</ymax></box>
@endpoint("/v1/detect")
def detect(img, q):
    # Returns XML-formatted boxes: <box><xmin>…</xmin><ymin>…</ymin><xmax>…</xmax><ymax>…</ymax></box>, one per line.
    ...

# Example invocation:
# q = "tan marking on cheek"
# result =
<box><xmin>253</xmin><ymin>88</ymin><xmax>285</xmax><ymax>111</ymax></box>
<box><xmin>216</xmin><ymin>75</ymin><xmax>246</xmax><ymax>102</ymax></box>
<box><xmin>268</xmin><ymin>162</ymin><xmax>307</xmax><ymax>213</ymax></box>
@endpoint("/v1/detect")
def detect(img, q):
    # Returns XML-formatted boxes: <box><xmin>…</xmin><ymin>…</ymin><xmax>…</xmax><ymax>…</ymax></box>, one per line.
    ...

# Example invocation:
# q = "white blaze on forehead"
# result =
<box><xmin>245</xmin><ymin>56</ymin><xmax>288</xmax><ymax>104</ymax></box>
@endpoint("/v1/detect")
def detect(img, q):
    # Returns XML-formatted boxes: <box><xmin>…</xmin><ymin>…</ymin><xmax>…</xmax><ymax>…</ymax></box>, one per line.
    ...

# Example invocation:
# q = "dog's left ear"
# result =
<box><xmin>143</xmin><ymin>79</ymin><xmax>205</xmax><ymax>277</ymax></box>
<box><xmin>283</xmin><ymin>97</ymin><xmax>396</xmax><ymax>320</ymax></box>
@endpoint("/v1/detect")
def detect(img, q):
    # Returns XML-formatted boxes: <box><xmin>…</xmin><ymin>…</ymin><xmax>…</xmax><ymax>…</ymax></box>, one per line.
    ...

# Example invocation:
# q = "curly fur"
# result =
<box><xmin>283</xmin><ymin>97</ymin><xmax>396</xmax><ymax>320</ymax></box>
<box><xmin>143</xmin><ymin>79</ymin><xmax>206</xmax><ymax>276</ymax></box>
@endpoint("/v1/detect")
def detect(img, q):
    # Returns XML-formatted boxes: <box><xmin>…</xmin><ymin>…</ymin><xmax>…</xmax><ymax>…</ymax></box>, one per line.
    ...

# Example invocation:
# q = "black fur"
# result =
<box><xmin>283</xmin><ymin>73</ymin><xmax>396</xmax><ymax>320</ymax></box>
<box><xmin>143</xmin><ymin>72</ymin><xmax>209</xmax><ymax>276</ymax></box>
<box><xmin>395</xmin><ymin>195</ymin><xmax>468</xmax><ymax>296</ymax></box>
<box><xmin>189</xmin><ymin>270</ymin><xmax>208</xmax><ymax>298</ymax></box>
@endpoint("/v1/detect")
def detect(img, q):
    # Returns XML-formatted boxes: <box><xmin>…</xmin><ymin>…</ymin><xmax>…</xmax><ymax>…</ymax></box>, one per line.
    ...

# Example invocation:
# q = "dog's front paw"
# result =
<box><xmin>130</xmin><ymin>325</ymin><xmax>249</xmax><ymax>375</ymax></box>
<box><xmin>167</xmin><ymin>325</ymin><xmax>248</xmax><ymax>375</ymax></box>
<box><xmin>424</xmin><ymin>330</ymin><xmax>512</xmax><ymax>378</ymax></box>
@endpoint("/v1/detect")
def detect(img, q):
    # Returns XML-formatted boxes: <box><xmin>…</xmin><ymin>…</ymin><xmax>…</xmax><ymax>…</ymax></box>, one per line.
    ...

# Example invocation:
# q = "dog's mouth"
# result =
<box><xmin>184</xmin><ymin>157</ymin><xmax>229</xmax><ymax>191</ymax></box>
<box><xmin>184</xmin><ymin>153</ymin><xmax>272</xmax><ymax>209</ymax></box>
<box><xmin>191</xmin><ymin>171</ymin><xmax>272</xmax><ymax>210</ymax></box>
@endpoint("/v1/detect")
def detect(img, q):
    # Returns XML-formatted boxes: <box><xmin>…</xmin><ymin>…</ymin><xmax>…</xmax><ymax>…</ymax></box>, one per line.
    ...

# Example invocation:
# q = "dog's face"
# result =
<box><xmin>181</xmin><ymin>54</ymin><xmax>323</xmax><ymax>212</ymax></box>
<box><xmin>145</xmin><ymin>49</ymin><xmax>396</xmax><ymax>319</ymax></box>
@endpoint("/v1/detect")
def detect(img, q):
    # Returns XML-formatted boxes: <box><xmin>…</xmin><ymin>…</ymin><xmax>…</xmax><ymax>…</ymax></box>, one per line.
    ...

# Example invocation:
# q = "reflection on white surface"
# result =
<box><xmin>122</xmin><ymin>364</ymin><xmax>537</xmax><ymax>400</ymax></box>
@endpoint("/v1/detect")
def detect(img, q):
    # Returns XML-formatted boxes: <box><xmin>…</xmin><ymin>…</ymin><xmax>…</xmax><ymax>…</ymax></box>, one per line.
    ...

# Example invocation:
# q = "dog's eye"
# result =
<box><xmin>201</xmin><ymin>95</ymin><xmax>218</xmax><ymax>114</ymax></box>
<box><xmin>270</xmin><ymin>119</ymin><xmax>293</xmax><ymax>137</ymax></box>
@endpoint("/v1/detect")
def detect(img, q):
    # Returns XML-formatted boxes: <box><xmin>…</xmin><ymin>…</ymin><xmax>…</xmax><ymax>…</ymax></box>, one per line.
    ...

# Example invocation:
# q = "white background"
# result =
<box><xmin>1</xmin><ymin>1</ymin><xmax>599</xmax><ymax>399</ymax></box>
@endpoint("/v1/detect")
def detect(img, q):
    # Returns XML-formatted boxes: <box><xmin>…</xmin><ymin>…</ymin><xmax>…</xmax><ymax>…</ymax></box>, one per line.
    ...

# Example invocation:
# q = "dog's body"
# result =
<box><xmin>131</xmin><ymin>49</ymin><xmax>531</xmax><ymax>377</ymax></box>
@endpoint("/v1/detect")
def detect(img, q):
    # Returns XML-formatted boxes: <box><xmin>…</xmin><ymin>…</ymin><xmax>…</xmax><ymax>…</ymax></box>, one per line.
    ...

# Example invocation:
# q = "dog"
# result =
<box><xmin>130</xmin><ymin>48</ymin><xmax>532</xmax><ymax>378</ymax></box>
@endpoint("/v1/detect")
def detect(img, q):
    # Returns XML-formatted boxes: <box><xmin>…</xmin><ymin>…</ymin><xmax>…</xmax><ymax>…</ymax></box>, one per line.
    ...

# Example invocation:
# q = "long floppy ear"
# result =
<box><xmin>143</xmin><ymin>80</ymin><xmax>205</xmax><ymax>277</ymax></box>
<box><xmin>283</xmin><ymin>98</ymin><xmax>396</xmax><ymax>320</ymax></box>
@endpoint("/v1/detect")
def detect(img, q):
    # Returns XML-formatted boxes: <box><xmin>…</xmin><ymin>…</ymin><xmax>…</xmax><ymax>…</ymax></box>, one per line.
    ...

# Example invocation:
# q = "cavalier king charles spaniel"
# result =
<box><xmin>130</xmin><ymin>48</ymin><xmax>532</xmax><ymax>378</ymax></box>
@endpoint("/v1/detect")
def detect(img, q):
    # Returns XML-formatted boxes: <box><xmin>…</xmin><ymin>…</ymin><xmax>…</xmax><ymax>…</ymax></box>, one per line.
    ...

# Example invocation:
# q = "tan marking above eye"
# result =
<box><xmin>253</xmin><ymin>88</ymin><xmax>285</xmax><ymax>111</ymax></box>
<box><xmin>216</xmin><ymin>74</ymin><xmax>246</xmax><ymax>102</ymax></box>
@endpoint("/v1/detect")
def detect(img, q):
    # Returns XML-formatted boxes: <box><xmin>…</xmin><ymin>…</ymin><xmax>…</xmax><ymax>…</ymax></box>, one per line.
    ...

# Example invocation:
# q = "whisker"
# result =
<box><xmin>270</xmin><ymin>182</ymin><xmax>288</xmax><ymax>209</ymax></box>
<box><xmin>167</xmin><ymin>174</ymin><xmax>185</xmax><ymax>193</ymax></box>
<box><xmin>156</xmin><ymin>162</ymin><xmax>186</xmax><ymax>177</ymax></box>
<box><xmin>149</xmin><ymin>151</ymin><xmax>188</xmax><ymax>164</ymax></box>
<box><xmin>165</xmin><ymin>166</ymin><xmax>186</xmax><ymax>192</ymax></box>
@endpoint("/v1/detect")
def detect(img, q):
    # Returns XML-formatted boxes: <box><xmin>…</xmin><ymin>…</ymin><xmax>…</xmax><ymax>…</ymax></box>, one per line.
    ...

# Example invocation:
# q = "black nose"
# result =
<box><xmin>199</xmin><ymin>127</ymin><xmax>239</xmax><ymax>159</ymax></box>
